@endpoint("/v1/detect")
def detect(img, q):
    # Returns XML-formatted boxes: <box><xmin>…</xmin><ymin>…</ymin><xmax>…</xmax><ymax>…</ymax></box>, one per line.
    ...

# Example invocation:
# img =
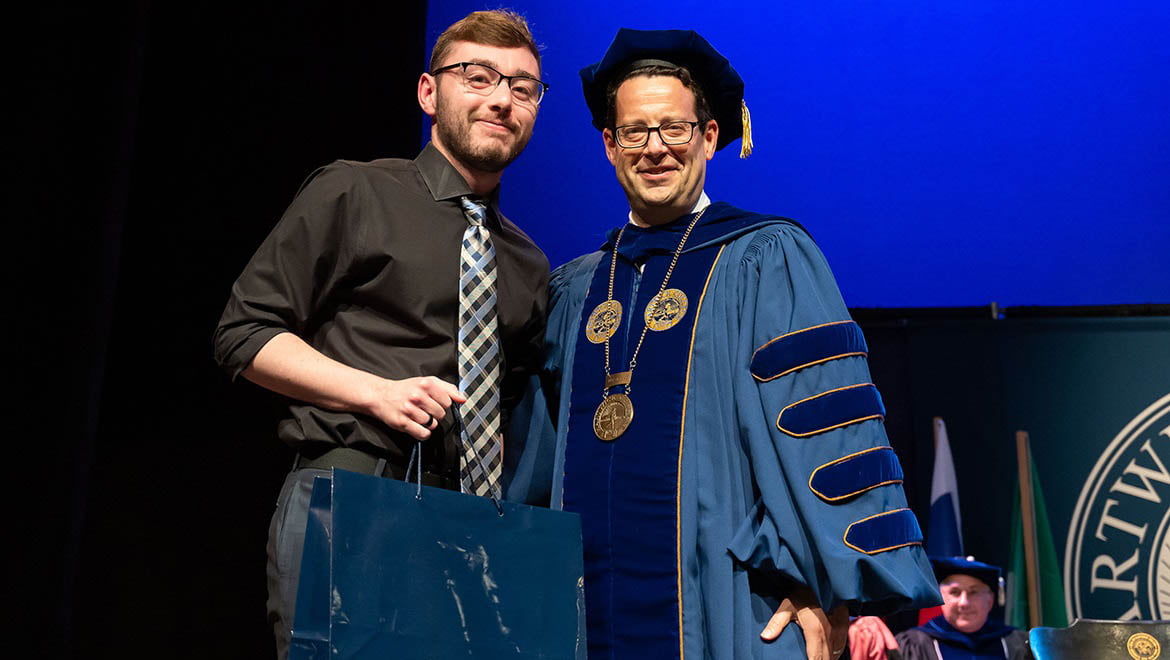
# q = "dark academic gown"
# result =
<box><xmin>506</xmin><ymin>202</ymin><xmax>940</xmax><ymax>659</ymax></box>
<box><xmin>895</xmin><ymin>616</ymin><xmax>1030</xmax><ymax>660</ymax></box>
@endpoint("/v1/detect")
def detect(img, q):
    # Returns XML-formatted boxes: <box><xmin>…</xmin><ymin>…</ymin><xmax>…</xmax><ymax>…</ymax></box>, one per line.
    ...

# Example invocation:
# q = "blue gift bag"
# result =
<box><xmin>289</xmin><ymin>460</ymin><xmax>586</xmax><ymax>659</ymax></box>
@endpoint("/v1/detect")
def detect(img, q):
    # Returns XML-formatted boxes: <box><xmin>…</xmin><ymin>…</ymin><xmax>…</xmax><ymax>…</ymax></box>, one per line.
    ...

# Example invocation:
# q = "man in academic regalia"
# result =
<box><xmin>506</xmin><ymin>28</ymin><xmax>940</xmax><ymax>660</ymax></box>
<box><xmin>894</xmin><ymin>557</ymin><xmax>1030</xmax><ymax>660</ymax></box>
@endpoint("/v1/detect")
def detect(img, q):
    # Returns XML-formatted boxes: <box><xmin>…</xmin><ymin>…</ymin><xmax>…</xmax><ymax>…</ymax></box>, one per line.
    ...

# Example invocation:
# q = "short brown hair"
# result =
<box><xmin>429</xmin><ymin>10</ymin><xmax>541</xmax><ymax>74</ymax></box>
<box><xmin>605</xmin><ymin>65</ymin><xmax>713</xmax><ymax>129</ymax></box>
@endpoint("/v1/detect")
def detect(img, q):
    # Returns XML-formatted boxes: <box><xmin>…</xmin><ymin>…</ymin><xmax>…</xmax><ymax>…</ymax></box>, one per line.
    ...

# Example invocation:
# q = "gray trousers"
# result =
<box><xmin>266</xmin><ymin>467</ymin><xmax>328</xmax><ymax>660</ymax></box>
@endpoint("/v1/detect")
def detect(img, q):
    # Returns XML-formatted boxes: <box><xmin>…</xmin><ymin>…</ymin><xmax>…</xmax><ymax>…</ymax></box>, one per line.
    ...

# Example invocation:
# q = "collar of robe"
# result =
<box><xmin>919</xmin><ymin>615</ymin><xmax>1017</xmax><ymax>649</ymax></box>
<box><xmin>601</xmin><ymin>201</ymin><xmax>808</xmax><ymax>263</ymax></box>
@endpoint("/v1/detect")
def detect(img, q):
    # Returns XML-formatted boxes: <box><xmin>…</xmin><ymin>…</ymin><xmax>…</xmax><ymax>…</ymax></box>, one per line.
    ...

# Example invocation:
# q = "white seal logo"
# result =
<box><xmin>1065</xmin><ymin>392</ymin><xmax>1170</xmax><ymax>620</ymax></box>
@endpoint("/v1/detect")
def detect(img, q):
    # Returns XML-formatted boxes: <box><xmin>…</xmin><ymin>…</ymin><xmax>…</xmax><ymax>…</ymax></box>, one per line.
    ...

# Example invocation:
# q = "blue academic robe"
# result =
<box><xmin>506</xmin><ymin>202</ymin><xmax>940</xmax><ymax>659</ymax></box>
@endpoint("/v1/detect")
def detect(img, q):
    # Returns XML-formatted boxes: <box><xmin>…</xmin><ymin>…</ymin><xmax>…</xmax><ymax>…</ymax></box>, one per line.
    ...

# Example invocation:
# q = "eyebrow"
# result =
<box><xmin>466</xmin><ymin>58</ymin><xmax>539</xmax><ymax>80</ymax></box>
<box><xmin>942</xmin><ymin>585</ymin><xmax>989</xmax><ymax>592</ymax></box>
<box><xmin>618</xmin><ymin>117</ymin><xmax>698</xmax><ymax>124</ymax></box>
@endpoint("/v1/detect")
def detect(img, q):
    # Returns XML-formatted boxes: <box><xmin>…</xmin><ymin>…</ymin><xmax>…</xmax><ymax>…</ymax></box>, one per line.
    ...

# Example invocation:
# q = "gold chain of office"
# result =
<box><xmin>587</xmin><ymin>207</ymin><xmax>707</xmax><ymax>441</ymax></box>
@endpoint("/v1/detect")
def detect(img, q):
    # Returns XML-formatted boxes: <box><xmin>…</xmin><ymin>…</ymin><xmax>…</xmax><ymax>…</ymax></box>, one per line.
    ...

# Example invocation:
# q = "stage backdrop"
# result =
<box><xmin>425</xmin><ymin>1</ymin><xmax>1168</xmax><ymax>308</ymax></box>
<box><xmin>863</xmin><ymin>316</ymin><xmax>1170</xmax><ymax>622</ymax></box>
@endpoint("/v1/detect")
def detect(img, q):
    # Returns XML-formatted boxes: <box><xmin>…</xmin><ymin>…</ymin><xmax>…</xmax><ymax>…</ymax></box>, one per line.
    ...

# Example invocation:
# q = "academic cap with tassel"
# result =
<box><xmin>579</xmin><ymin>28</ymin><xmax>754</xmax><ymax>158</ymax></box>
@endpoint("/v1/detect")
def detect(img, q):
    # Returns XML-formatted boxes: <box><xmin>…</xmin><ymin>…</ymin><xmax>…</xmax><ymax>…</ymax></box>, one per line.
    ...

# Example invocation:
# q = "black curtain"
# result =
<box><xmin>27</xmin><ymin>2</ymin><xmax>426</xmax><ymax>657</ymax></box>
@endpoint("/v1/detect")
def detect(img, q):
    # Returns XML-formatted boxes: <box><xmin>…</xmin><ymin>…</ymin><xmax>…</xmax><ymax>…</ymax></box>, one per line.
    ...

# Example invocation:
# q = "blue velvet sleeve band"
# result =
<box><xmin>776</xmin><ymin>383</ymin><xmax>886</xmax><ymax>437</ymax></box>
<box><xmin>843</xmin><ymin>508</ymin><xmax>924</xmax><ymax>555</ymax></box>
<box><xmin>750</xmin><ymin>320</ymin><xmax>867</xmax><ymax>382</ymax></box>
<box><xmin>808</xmin><ymin>446</ymin><xmax>904</xmax><ymax>502</ymax></box>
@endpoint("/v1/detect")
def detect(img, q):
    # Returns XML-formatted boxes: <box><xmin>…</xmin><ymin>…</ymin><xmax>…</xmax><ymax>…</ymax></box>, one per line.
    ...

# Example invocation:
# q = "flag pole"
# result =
<box><xmin>1016</xmin><ymin>430</ymin><xmax>1042</xmax><ymax>628</ymax></box>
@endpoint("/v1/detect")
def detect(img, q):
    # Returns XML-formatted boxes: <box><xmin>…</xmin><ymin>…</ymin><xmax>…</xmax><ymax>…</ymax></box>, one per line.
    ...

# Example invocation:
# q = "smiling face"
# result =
<box><xmin>603</xmin><ymin>75</ymin><xmax>718</xmax><ymax>226</ymax></box>
<box><xmin>419</xmin><ymin>41</ymin><xmax>539</xmax><ymax>176</ymax></box>
<box><xmin>939</xmin><ymin>573</ymin><xmax>995</xmax><ymax>634</ymax></box>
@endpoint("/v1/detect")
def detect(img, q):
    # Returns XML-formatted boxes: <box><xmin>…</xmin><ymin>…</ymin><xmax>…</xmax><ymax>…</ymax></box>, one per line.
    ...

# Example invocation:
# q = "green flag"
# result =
<box><xmin>1006</xmin><ymin>449</ymin><xmax>1068</xmax><ymax>628</ymax></box>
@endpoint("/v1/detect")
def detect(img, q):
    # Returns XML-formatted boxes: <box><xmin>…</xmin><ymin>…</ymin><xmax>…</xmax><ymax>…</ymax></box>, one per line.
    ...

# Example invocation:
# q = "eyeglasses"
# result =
<box><xmin>431</xmin><ymin>62</ymin><xmax>548</xmax><ymax>107</ymax></box>
<box><xmin>612</xmin><ymin>121</ymin><xmax>701</xmax><ymax>149</ymax></box>
<box><xmin>941</xmin><ymin>585</ymin><xmax>992</xmax><ymax>601</ymax></box>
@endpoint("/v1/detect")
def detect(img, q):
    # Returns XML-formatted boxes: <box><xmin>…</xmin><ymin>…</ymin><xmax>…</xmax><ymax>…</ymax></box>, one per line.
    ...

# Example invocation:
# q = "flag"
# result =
<box><xmin>917</xmin><ymin>417</ymin><xmax>961</xmax><ymax>625</ymax></box>
<box><xmin>926</xmin><ymin>417</ymin><xmax>963</xmax><ymax>557</ymax></box>
<box><xmin>1006</xmin><ymin>436</ymin><xmax>1069</xmax><ymax>628</ymax></box>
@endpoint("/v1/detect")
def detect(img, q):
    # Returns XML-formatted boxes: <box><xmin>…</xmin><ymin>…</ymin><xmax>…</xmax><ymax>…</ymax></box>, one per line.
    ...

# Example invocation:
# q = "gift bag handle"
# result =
<box><xmin>405</xmin><ymin>403</ymin><xmax>504</xmax><ymax>515</ymax></box>
<box><xmin>406</xmin><ymin>443</ymin><xmax>424</xmax><ymax>499</ymax></box>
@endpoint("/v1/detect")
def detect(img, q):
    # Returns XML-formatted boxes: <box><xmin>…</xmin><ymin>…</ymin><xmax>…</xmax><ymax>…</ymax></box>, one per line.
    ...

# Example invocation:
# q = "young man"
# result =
<box><xmin>213</xmin><ymin>11</ymin><xmax>549</xmax><ymax>657</ymax></box>
<box><xmin>508</xmin><ymin>28</ymin><xmax>939</xmax><ymax>659</ymax></box>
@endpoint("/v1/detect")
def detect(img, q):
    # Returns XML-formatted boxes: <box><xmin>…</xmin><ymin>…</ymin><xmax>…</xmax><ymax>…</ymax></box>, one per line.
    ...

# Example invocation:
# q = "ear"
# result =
<box><xmin>603</xmin><ymin>128</ymin><xmax>619</xmax><ymax>166</ymax></box>
<box><xmin>702</xmin><ymin>120</ymin><xmax>719</xmax><ymax>160</ymax></box>
<box><xmin>418</xmin><ymin>73</ymin><xmax>438</xmax><ymax>118</ymax></box>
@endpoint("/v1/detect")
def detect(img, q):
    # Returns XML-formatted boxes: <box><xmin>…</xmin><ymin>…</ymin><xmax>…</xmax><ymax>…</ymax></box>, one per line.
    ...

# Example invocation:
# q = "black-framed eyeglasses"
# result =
<box><xmin>612</xmin><ymin>120</ymin><xmax>701</xmax><ymax>148</ymax></box>
<box><xmin>431</xmin><ymin>62</ymin><xmax>548</xmax><ymax>106</ymax></box>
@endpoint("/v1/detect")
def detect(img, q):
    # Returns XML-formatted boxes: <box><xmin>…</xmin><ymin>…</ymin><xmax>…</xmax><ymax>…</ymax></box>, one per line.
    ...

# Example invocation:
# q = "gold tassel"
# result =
<box><xmin>739</xmin><ymin>99</ymin><xmax>754</xmax><ymax>159</ymax></box>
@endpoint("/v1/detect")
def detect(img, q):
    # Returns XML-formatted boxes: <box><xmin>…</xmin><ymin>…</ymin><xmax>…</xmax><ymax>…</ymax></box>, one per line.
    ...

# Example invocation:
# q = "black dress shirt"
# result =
<box><xmin>214</xmin><ymin>143</ymin><xmax>549</xmax><ymax>479</ymax></box>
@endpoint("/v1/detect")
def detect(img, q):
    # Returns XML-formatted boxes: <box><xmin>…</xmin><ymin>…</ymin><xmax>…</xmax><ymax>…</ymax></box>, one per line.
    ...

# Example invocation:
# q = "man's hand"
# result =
<box><xmin>760</xmin><ymin>586</ymin><xmax>849</xmax><ymax>660</ymax></box>
<box><xmin>367</xmin><ymin>376</ymin><xmax>466</xmax><ymax>440</ymax></box>
<box><xmin>847</xmin><ymin>616</ymin><xmax>898</xmax><ymax>660</ymax></box>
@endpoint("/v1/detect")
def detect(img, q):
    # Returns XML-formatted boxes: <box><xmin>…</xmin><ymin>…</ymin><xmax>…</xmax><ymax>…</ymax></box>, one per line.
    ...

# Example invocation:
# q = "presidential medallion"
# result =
<box><xmin>586</xmin><ymin>300</ymin><xmax>623</xmax><ymax>344</ymax></box>
<box><xmin>594</xmin><ymin>393</ymin><xmax>633</xmax><ymax>441</ymax></box>
<box><xmin>644</xmin><ymin>288</ymin><xmax>689</xmax><ymax>332</ymax></box>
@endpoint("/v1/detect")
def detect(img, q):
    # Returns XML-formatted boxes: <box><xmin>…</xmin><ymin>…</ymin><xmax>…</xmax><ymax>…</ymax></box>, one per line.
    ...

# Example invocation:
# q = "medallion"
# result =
<box><xmin>644</xmin><ymin>288</ymin><xmax>689</xmax><ymax>331</ymax></box>
<box><xmin>586</xmin><ymin>300</ymin><xmax>623</xmax><ymax>344</ymax></box>
<box><xmin>593</xmin><ymin>393</ymin><xmax>634</xmax><ymax>441</ymax></box>
<box><xmin>1128</xmin><ymin>632</ymin><xmax>1161</xmax><ymax>660</ymax></box>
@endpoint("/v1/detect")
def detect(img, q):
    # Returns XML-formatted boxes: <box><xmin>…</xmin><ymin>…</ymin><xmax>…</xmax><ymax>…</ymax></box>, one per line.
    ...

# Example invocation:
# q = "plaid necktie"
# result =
<box><xmin>457</xmin><ymin>196</ymin><xmax>502</xmax><ymax>497</ymax></box>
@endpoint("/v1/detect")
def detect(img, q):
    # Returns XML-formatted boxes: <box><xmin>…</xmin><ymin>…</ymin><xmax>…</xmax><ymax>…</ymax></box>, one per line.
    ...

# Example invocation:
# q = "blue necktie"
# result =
<box><xmin>457</xmin><ymin>197</ymin><xmax>502</xmax><ymax>496</ymax></box>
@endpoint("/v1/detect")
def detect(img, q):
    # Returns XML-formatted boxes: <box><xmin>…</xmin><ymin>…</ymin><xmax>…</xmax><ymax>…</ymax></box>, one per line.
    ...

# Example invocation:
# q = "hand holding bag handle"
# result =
<box><xmin>405</xmin><ymin>402</ymin><xmax>504</xmax><ymax>514</ymax></box>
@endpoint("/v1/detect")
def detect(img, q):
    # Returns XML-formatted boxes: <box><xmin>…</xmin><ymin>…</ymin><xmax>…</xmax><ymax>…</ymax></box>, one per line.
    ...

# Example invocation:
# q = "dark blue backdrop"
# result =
<box><xmin>426</xmin><ymin>1</ymin><xmax>1169</xmax><ymax>308</ymax></box>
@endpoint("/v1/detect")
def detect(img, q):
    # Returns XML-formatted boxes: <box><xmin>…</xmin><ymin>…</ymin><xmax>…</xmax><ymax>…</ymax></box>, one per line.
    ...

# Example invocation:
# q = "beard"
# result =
<box><xmin>433</xmin><ymin>90</ymin><xmax>532</xmax><ymax>174</ymax></box>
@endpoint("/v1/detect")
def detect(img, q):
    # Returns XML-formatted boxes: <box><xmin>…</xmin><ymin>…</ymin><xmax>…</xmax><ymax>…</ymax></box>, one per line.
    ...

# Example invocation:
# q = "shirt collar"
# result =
<box><xmin>626</xmin><ymin>190</ymin><xmax>710</xmax><ymax>226</ymax></box>
<box><xmin>415</xmin><ymin>142</ymin><xmax>500</xmax><ymax>208</ymax></box>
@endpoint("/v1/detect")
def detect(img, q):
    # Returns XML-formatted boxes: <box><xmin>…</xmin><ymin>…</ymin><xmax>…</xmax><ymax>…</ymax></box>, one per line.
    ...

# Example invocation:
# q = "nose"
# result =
<box><xmin>957</xmin><ymin>592</ymin><xmax>970</xmax><ymax>606</ymax></box>
<box><xmin>643</xmin><ymin>128</ymin><xmax>670</xmax><ymax>156</ymax></box>
<box><xmin>486</xmin><ymin>80</ymin><xmax>514</xmax><ymax>112</ymax></box>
